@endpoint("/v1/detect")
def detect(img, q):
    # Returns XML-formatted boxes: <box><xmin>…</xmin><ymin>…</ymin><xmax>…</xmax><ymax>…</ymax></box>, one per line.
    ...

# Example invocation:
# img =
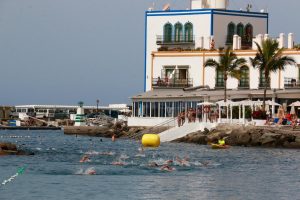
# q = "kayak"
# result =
<box><xmin>211</xmin><ymin>143</ymin><xmax>230</xmax><ymax>149</ymax></box>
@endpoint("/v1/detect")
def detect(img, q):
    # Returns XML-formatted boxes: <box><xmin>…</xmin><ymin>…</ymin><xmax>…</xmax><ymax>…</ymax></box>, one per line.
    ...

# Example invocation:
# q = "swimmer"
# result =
<box><xmin>99</xmin><ymin>151</ymin><xmax>115</xmax><ymax>156</ymax></box>
<box><xmin>87</xmin><ymin>169</ymin><xmax>96</xmax><ymax>175</ymax></box>
<box><xmin>175</xmin><ymin>156</ymin><xmax>190</xmax><ymax>167</ymax></box>
<box><xmin>201</xmin><ymin>161</ymin><xmax>209</xmax><ymax>167</ymax></box>
<box><xmin>138</xmin><ymin>146</ymin><xmax>144</xmax><ymax>153</ymax></box>
<box><xmin>160</xmin><ymin>164</ymin><xmax>175</xmax><ymax>172</ymax></box>
<box><xmin>112</xmin><ymin>134</ymin><xmax>116</xmax><ymax>142</ymax></box>
<box><xmin>163</xmin><ymin>160</ymin><xmax>173</xmax><ymax>165</ymax></box>
<box><xmin>79</xmin><ymin>155</ymin><xmax>91</xmax><ymax>163</ymax></box>
<box><xmin>148</xmin><ymin>161</ymin><xmax>159</xmax><ymax>167</ymax></box>
<box><xmin>111</xmin><ymin>161</ymin><xmax>125</xmax><ymax>166</ymax></box>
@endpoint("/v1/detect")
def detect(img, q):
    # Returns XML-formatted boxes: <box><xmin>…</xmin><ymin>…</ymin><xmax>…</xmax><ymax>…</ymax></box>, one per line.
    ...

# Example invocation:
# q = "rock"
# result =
<box><xmin>249</xmin><ymin>129</ymin><xmax>263</xmax><ymax>146</ymax></box>
<box><xmin>0</xmin><ymin>142</ymin><xmax>17</xmax><ymax>151</ymax></box>
<box><xmin>206</xmin><ymin>131</ymin><xmax>223</xmax><ymax>143</ymax></box>
<box><xmin>0</xmin><ymin>142</ymin><xmax>34</xmax><ymax>156</ymax></box>
<box><xmin>295</xmin><ymin>136</ymin><xmax>300</xmax><ymax>144</ymax></box>
<box><xmin>203</xmin><ymin>128</ymin><xmax>210</xmax><ymax>135</ymax></box>
<box><xmin>188</xmin><ymin>134</ymin><xmax>207</xmax><ymax>144</ymax></box>
<box><xmin>259</xmin><ymin>132</ymin><xmax>281</xmax><ymax>145</ymax></box>
<box><xmin>283</xmin><ymin>142</ymin><xmax>300</xmax><ymax>148</ymax></box>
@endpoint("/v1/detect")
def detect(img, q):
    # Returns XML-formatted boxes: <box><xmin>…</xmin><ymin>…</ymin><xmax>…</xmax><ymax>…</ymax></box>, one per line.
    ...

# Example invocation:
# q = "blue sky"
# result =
<box><xmin>0</xmin><ymin>0</ymin><xmax>299</xmax><ymax>106</ymax></box>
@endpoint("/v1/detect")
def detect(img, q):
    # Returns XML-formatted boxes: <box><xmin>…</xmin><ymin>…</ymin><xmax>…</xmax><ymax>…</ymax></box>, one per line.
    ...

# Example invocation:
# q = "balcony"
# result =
<box><xmin>259</xmin><ymin>82</ymin><xmax>270</xmax><ymax>89</ymax></box>
<box><xmin>226</xmin><ymin>35</ymin><xmax>233</xmax><ymax>45</ymax></box>
<box><xmin>225</xmin><ymin>35</ymin><xmax>252</xmax><ymax>49</ymax></box>
<box><xmin>215</xmin><ymin>82</ymin><xmax>225</xmax><ymax>89</ymax></box>
<box><xmin>156</xmin><ymin>35</ymin><xmax>195</xmax><ymax>45</ymax></box>
<box><xmin>152</xmin><ymin>77</ymin><xmax>193</xmax><ymax>88</ymax></box>
<box><xmin>238</xmin><ymin>83</ymin><xmax>250</xmax><ymax>89</ymax></box>
<box><xmin>284</xmin><ymin>77</ymin><xmax>300</xmax><ymax>89</ymax></box>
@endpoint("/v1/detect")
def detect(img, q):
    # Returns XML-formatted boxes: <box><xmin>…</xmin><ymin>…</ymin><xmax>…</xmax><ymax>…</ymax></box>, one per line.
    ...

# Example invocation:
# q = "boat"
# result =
<box><xmin>211</xmin><ymin>143</ymin><xmax>230</xmax><ymax>149</ymax></box>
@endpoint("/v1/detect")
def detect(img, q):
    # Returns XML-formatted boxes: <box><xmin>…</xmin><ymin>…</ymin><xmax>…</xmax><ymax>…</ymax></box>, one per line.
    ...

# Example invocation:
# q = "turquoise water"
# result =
<box><xmin>0</xmin><ymin>130</ymin><xmax>300</xmax><ymax>200</ymax></box>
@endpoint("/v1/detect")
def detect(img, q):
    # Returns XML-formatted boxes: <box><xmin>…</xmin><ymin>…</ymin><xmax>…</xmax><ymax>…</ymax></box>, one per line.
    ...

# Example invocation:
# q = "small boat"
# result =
<box><xmin>211</xmin><ymin>143</ymin><xmax>230</xmax><ymax>149</ymax></box>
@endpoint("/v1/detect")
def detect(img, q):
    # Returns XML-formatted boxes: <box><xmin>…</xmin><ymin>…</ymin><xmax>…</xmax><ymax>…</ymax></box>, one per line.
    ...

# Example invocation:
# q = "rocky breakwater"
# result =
<box><xmin>174</xmin><ymin>124</ymin><xmax>300</xmax><ymax>148</ymax></box>
<box><xmin>0</xmin><ymin>142</ymin><xmax>34</xmax><ymax>156</ymax></box>
<box><xmin>64</xmin><ymin>121</ymin><xmax>147</xmax><ymax>138</ymax></box>
<box><xmin>64</xmin><ymin>122</ymin><xmax>169</xmax><ymax>139</ymax></box>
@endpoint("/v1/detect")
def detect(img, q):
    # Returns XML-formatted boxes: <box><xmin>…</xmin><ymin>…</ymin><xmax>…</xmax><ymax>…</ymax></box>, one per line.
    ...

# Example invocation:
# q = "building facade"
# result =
<box><xmin>129</xmin><ymin>0</ymin><xmax>300</xmax><ymax>126</ymax></box>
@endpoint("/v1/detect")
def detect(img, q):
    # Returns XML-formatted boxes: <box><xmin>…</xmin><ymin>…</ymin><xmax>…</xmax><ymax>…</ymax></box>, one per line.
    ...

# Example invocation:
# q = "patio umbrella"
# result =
<box><xmin>265</xmin><ymin>100</ymin><xmax>280</xmax><ymax>106</ymax></box>
<box><xmin>197</xmin><ymin>102</ymin><xmax>215</xmax><ymax>106</ymax></box>
<box><xmin>289</xmin><ymin>101</ymin><xmax>300</xmax><ymax>107</ymax></box>
<box><xmin>253</xmin><ymin>99</ymin><xmax>263</xmax><ymax>106</ymax></box>
<box><xmin>240</xmin><ymin>99</ymin><xmax>254</xmax><ymax>106</ymax></box>
<box><xmin>215</xmin><ymin>100</ymin><xmax>232</xmax><ymax>106</ymax></box>
<box><xmin>290</xmin><ymin>105</ymin><xmax>296</xmax><ymax>115</ymax></box>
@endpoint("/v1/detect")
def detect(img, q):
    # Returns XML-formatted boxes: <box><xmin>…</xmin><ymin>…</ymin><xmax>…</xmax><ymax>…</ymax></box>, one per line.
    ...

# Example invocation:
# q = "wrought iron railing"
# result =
<box><xmin>238</xmin><ymin>83</ymin><xmax>250</xmax><ymax>89</ymax></box>
<box><xmin>284</xmin><ymin>77</ymin><xmax>300</xmax><ymax>88</ymax></box>
<box><xmin>225</xmin><ymin>35</ymin><xmax>253</xmax><ymax>49</ymax></box>
<box><xmin>226</xmin><ymin>35</ymin><xmax>233</xmax><ymax>45</ymax></box>
<box><xmin>259</xmin><ymin>82</ymin><xmax>270</xmax><ymax>88</ymax></box>
<box><xmin>152</xmin><ymin>77</ymin><xmax>193</xmax><ymax>88</ymax></box>
<box><xmin>156</xmin><ymin>35</ymin><xmax>195</xmax><ymax>45</ymax></box>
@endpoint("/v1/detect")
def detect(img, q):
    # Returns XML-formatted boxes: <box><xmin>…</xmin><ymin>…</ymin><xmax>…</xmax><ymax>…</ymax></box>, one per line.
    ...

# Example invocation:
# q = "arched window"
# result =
<box><xmin>237</xmin><ymin>23</ymin><xmax>244</xmax><ymax>37</ymax></box>
<box><xmin>184</xmin><ymin>22</ymin><xmax>193</xmax><ymax>42</ymax></box>
<box><xmin>244</xmin><ymin>24</ymin><xmax>253</xmax><ymax>44</ymax></box>
<box><xmin>226</xmin><ymin>22</ymin><xmax>235</xmax><ymax>44</ymax></box>
<box><xmin>174</xmin><ymin>23</ymin><xmax>183</xmax><ymax>42</ymax></box>
<box><xmin>216</xmin><ymin>68</ymin><xmax>224</xmax><ymax>87</ymax></box>
<box><xmin>259</xmin><ymin>69</ymin><xmax>267</xmax><ymax>88</ymax></box>
<box><xmin>163</xmin><ymin>23</ymin><xmax>172</xmax><ymax>43</ymax></box>
<box><xmin>239</xmin><ymin>66</ymin><xmax>249</xmax><ymax>88</ymax></box>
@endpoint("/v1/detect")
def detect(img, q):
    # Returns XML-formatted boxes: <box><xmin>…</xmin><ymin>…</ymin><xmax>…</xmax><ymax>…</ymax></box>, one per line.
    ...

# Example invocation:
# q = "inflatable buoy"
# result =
<box><xmin>142</xmin><ymin>134</ymin><xmax>160</xmax><ymax>148</ymax></box>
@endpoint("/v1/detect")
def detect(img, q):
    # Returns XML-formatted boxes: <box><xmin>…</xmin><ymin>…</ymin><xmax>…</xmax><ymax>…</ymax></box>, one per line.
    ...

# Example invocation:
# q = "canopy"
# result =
<box><xmin>215</xmin><ymin>100</ymin><xmax>232</xmax><ymax>106</ymax></box>
<box><xmin>265</xmin><ymin>100</ymin><xmax>280</xmax><ymax>106</ymax></box>
<box><xmin>289</xmin><ymin>101</ymin><xmax>300</xmax><ymax>107</ymax></box>
<box><xmin>290</xmin><ymin>105</ymin><xmax>296</xmax><ymax>115</ymax></box>
<box><xmin>197</xmin><ymin>102</ymin><xmax>215</xmax><ymax>106</ymax></box>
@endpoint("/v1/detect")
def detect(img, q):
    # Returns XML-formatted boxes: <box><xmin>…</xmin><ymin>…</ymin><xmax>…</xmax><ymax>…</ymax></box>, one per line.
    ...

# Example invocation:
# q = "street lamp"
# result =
<box><xmin>96</xmin><ymin>99</ymin><xmax>100</xmax><ymax>113</ymax></box>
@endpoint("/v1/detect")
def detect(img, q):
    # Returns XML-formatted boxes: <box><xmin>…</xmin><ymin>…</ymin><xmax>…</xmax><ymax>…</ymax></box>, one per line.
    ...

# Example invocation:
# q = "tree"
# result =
<box><xmin>251</xmin><ymin>39</ymin><xmax>296</xmax><ymax>111</ymax></box>
<box><xmin>205</xmin><ymin>47</ymin><xmax>248</xmax><ymax>103</ymax></box>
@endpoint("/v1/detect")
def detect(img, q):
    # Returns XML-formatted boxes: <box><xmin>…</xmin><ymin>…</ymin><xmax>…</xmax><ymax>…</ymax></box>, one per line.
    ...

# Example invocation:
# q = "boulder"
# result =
<box><xmin>225</xmin><ymin>128</ymin><xmax>249</xmax><ymax>146</ymax></box>
<box><xmin>206</xmin><ymin>131</ymin><xmax>224</xmax><ymax>143</ymax></box>
<box><xmin>187</xmin><ymin>134</ymin><xmax>207</xmax><ymax>144</ymax></box>
<box><xmin>283</xmin><ymin>141</ymin><xmax>300</xmax><ymax>148</ymax></box>
<box><xmin>295</xmin><ymin>136</ymin><xmax>300</xmax><ymax>144</ymax></box>
<box><xmin>0</xmin><ymin>142</ymin><xmax>17</xmax><ymax>151</ymax></box>
<box><xmin>0</xmin><ymin>142</ymin><xmax>34</xmax><ymax>156</ymax></box>
<box><xmin>259</xmin><ymin>132</ymin><xmax>281</xmax><ymax>145</ymax></box>
<box><xmin>249</xmin><ymin>129</ymin><xmax>263</xmax><ymax>146</ymax></box>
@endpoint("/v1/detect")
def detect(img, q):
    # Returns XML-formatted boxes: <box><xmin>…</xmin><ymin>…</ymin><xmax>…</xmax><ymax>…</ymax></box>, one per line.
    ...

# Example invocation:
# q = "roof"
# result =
<box><xmin>14</xmin><ymin>104</ymin><xmax>129</xmax><ymax>110</ymax></box>
<box><xmin>131</xmin><ymin>88</ymin><xmax>300</xmax><ymax>101</ymax></box>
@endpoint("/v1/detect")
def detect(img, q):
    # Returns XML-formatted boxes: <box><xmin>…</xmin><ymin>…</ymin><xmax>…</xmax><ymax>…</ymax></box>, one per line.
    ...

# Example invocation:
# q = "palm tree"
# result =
<box><xmin>251</xmin><ymin>39</ymin><xmax>296</xmax><ymax>111</ymax></box>
<box><xmin>205</xmin><ymin>47</ymin><xmax>248</xmax><ymax>103</ymax></box>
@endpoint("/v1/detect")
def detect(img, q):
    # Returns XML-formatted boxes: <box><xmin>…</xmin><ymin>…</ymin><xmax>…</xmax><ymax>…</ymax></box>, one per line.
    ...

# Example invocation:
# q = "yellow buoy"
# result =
<box><xmin>141</xmin><ymin>134</ymin><xmax>160</xmax><ymax>148</ymax></box>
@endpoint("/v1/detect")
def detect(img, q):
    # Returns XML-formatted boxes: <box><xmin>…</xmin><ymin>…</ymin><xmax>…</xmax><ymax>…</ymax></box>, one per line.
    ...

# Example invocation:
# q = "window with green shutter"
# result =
<box><xmin>163</xmin><ymin>23</ymin><xmax>172</xmax><ymax>43</ymax></box>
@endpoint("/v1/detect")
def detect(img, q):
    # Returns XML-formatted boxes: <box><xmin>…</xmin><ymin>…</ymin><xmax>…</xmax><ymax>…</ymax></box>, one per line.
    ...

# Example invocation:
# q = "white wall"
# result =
<box><xmin>213</xmin><ymin>13</ymin><xmax>268</xmax><ymax>48</ymax></box>
<box><xmin>146</xmin><ymin>11</ymin><xmax>212</xmax><ymax>91</ymax></box>
<box><xmin>145</xmin><ymin>10</ymin><xmax>268</xmax><ymax>91</ymax></box>
<box><xmin>151</xmin><ymin>51</ymin><xmax>300</xmax><ymax>90</ymax></box>
<box><xmin>128</xmin><ymin>117</ymin><xmax>176</xmax><ymax>127</ymax></box>
<box><xmin>152</xmin><ymin>55</ymin><xmax>203</xmax><ymax>87</ymax></box>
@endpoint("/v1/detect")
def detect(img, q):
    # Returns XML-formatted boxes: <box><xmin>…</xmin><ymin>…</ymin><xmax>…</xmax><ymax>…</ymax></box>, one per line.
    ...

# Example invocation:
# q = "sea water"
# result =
<box><xmin>0</xmin><ymin>130</ymin><xmax>299</xmax><ymax>200</ymax></box>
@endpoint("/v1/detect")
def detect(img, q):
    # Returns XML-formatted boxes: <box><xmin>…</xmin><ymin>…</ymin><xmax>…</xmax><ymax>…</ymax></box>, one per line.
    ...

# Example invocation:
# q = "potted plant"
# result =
<box><xmin>252</xmin><ymin>110</ymin><xmax>267</xmax><ymax>126</ymax></box>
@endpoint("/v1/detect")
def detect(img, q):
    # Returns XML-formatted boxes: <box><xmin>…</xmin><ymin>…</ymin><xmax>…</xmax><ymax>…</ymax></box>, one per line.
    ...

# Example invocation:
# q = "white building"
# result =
<box><xmin>129</xmin><ymin>0</ymin><xmax>300</xmax><ymax>126</ymax></box>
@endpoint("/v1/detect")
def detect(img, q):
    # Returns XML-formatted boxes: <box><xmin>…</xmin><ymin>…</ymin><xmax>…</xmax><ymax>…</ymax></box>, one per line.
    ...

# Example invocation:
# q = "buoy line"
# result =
<box><xmin>0</xmin><ymin>167</ymin><xmax>26</xmax><ymax>187</ymax></box>
<box><xmin>0</xmin><ymin>136</ymin><xmax>31</xmax><ymax>138</ymax></box>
